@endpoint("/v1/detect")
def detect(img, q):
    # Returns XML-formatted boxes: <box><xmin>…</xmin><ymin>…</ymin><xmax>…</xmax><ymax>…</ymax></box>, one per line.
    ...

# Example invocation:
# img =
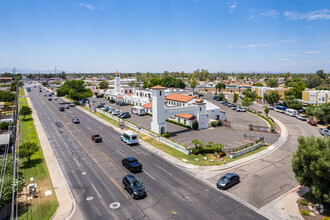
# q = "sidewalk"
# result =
<box><xmin>258</xmin><ymin>186</ymin><xmax>309</xmax><ymax>220</ymax></box>
<box><xmin>25</xmin><ymin>89</ymin><xmax>75</xmax><ymax>220</ymax></box>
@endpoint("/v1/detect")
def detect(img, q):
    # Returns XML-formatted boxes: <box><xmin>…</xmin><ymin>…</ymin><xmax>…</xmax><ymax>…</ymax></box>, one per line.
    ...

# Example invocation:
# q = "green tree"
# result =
<box><xmin>242</xmin><ymin>97</ymin><xmax>253</xmax><ymax>109</ymax></box>
<box><xmin>316</xmin><ymin>70</ymin><xmax>327</xmax><ymax>80</ymax></box>
<box><xmin>0</xmin><ymin>91</ymin><xmax>16</xmax><ymax>102</ymax></box>
<box><xmin>305</xmin><ymin>75</ymin><xmax>323</xmax><ymax>89</ymax></box>
<box><xmin>4</xmin><ymin>102</ymin><xmax>10</xmax><ymax>108</ymax></box>
<box><xmin>311</xmin><ymin>103</ymin><xmax>330</xmax><ymax>124</ymax></box>
<box><xmin>242</xmin><ymin>89</ymin><xmax>257</xmax><ymax>100</ymax></box>
<box><xmin>99</xmin><ymin>80</ymin><xmax>109</xmax><ymax>89</ymax></box>
<box><xmin>266</xmin><ymin>78</ymin><xmax>278</xmax><ymax>88</ymax></box>
<box><xmin>264</xmin><ymin>91</ymin><xmax>280</xmax><ymax>105</ymax></box>
<box><xmin>56</xmin><ymin>80</ymin><xmax>93</xmax><ymax>102</ymax></box>
<box><xmin>290</xmin><ymin>81</ymin><xmax>306</xmax><ymax>99</ymax></box>
<box><xmin>42</xmin><ymin>82</ymin><xmax>48</xmax><ymax>87</ymax></box>
<box><xmin>285</xmin><ymin>79</ymin><xmax>294</xmax><ymax>87</ymax></box>
<box><xmin>128</xmin><ymin>81</ymin><xmax>137</xmax><ymax>87</ymax></box>
<box><xmin>192</xmin><ymin>139</ymin><xmax>203</xmax><ymax>149</ymax></box>
<box><xmin>20</xmin><ymin>141</ymin><xmax>39</xmax><ymax>163</ymax></box>
<box><xmin>254</xmin><ymin>82</ymin><xmax>263</xmax><ymax>87</ymax></box>
<box><xmin>284</xmin><ymin>95</ymin><xmax>302</xmax><ymax>109</ymax></box>
<box><xmin>162</xmin><ymin>76</ymin><xmax>186</xmax><ymax>89</ymax></box>
<box><xmin>55</xmin><ymin>80</ymin><xmax>61</xmax><ymax>85</ymax></box>
<box><xmin>264</xmin><ymin>107</ymin><xmax>270</xmax><ymax>117</ymax></box>
<box><xmin>19</xmin><ymin>106</ymin><xmax>32</xmax><ymax>119</ymax></box>
<box><xmin>292</xmin><ymin>136</ymin><xmax>330</xmax><ymax>203</ymax></box>
<box><xmin>233</xmin><ymin>93</ymin><xmax>238</xmax><ymax>103</ymax></box>
<box><xmin>216</xmin><ymin>83</ymin><xmax>226</xmax><ymax>94</ymax></box>
<box><xmin>189</xmin><ymin>77</ymin><xmax>197</xmax><ymax>94</ymax></box>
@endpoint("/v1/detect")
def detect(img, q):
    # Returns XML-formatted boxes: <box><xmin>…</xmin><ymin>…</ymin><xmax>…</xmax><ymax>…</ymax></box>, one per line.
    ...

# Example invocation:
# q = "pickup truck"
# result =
<box><xmin>91</xmin><ymin>134</ymin><xmax>102</xmax><ymax>142</ymax></box>
<box><xmin>122</xmin><ymin>157</ymin><xmax>142</xmax><ymax>173</ymax></box>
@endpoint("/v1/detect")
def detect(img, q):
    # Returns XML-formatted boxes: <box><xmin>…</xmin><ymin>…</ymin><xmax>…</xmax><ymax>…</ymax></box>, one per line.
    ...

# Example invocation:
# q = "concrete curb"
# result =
<box><xmin>72</xmin><ymin>98</ymin><xmax>288</xmax><ymax>172</ymax></box>
<box><xmin>24</xmin><ymin>88</ymin><xmax>76</xmax><ymax>220</ymax></box>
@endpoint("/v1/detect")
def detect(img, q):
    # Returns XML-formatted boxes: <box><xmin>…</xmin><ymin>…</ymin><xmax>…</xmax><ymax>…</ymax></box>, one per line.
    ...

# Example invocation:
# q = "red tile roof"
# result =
<box><xmin>176</xmin><ymin>113</ymin><xmax>196</xmax><ymax>120</ymax></box>
<box><xmin>150</xmin><ymin>85</ymin><xmax>166</xmax><ymax>89</ymax></box>
<box><xmin>142</xmin><ymin>102</ymin><xmax>152</xmax><ymax>109</ymax></box>
<box><xmin>126</xmin><ymin>93</ymin><xmax>134</xmax><ymax>95</ymax></box>
<box><xmin>165</xmin><ymin>94</ymin><xmax>195</xmax><ymax>103</ymax></box>
<box><xmin>116</xmin><ymin>95</ymin><xmax>123</xmax><ymax>98</ymax></box>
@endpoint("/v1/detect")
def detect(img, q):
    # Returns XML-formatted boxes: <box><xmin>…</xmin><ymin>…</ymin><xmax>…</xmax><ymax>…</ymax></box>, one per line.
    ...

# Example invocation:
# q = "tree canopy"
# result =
<box><xmin>266</xmin><ymin>78</ymin><xmax>278</xmax><ymax>88</ymax></box>
<box><xmin>304</xmin><ymin>75</ymin><xmax>323</xmax><ymax>89</ymax></box>
<box><xmin>142</xmin><ymin>76</ymin><xmax>185</xmax><ymax>89</ymax></box>
<box><xmin>284</xmin><ymin>95</ymin><xmax>302</xmax><ymax>109</ymax></box>
<box><xmin>19</xmin><ymin>106</ymin><xmax>32</xmax><ymax>119</ymax></box>
<box><xmin>242</xmin><ymin>97</ymin><xmax>253</xmax><ymax>108</ymax></box>
<box><xmin>264</xmin><ymin>91</ymin><xmax>280</xmax><ymax>105</ymax></box>
<box><xmin>0</xmin><ymin>91</ymin><xmax>16</xmax><ymax>102</ymax></box>
<box><xmin>254</xmin><ymin>82</ymin><xmax>263</xmax><ymax>87</ymax></box>
<box><xmin>290</xmin><ymin>81</ymin><xmax>306</xmax><ymax>99</ymax></box>
<box><xmin>56</xmin><ymin>80</ymin><xmax>93</xmax><ymax>102</ymax></box>
<box><xmin>305</xmin><ymin>103</ymin><xmax>330</xmax><ymax>124</ymax></box>
<box><xmin>215</xmin><ymin>83</ymin><xmax>226</xmax><ymax>93</ymax></box>
<box><xmin>20</xmin><ymin>141</ymin><xmax>39</xmax><ymax>163</ymax></box>
<box><xmin>316</xmin><ymin>70</ymin><xmax>327</xmax><ymax>80</ymax></box>
<box><xmin>292</xmin><ymin>136</ymin><xmax>330</xmax><ymax>203</ymax></box>
<box><xmin>99</xmin><ymin>80</ymin><xmax>109</xmax><ymax>89</ymax></box>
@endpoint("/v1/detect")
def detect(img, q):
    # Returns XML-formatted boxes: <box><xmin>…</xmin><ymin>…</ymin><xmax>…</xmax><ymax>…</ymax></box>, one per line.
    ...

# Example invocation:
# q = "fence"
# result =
<box><xmin>94</xmin><ymin>108</ymin><xmax>191</xmax><ymax>155</ymax></box>
<box><xmin>229</xmin><ymin>142</ymin><xmax>263</xmax><ymax>158</ymax></box>
<box><xmin>243</xmin><ymin>133</ymin><xmax>264</xmax><ymax>141</ymax></box>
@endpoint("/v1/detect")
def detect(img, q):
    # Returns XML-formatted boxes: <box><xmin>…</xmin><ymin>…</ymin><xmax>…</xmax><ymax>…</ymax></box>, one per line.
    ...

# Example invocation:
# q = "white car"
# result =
<box><xmin>53</xmin><ymin>97</ymin><xmax>58</xmax><ymax>100</ymax></box>
<box><xmin>296</xmin><ymin>114</ymin><xmax>307</xmax><ymax>121</ymax></box>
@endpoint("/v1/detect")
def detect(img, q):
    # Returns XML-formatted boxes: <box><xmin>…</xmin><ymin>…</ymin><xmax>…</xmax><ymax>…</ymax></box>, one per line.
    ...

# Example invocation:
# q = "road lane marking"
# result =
<box><xmin>155</xmin><ymin>164</ymin><xmax>172</xmax><ymax>176</ymax></box>
<box><xmin>129</xmin><ymin>147</ymin><xmax>140</xmax><ymax>155</ymax></box>
<box><xmin>116</xmin><ymin>149</ymin><xmax>125</xmax><ymax>157</ymax></box>
<box><xmin>91</xmin><ymin>183</ymin><xmax>102</xmax><ymax>198</ymax></box>
<box><xmin>143</xmin><ymin>170</ymin><xmax>156</xmax><ymax>180</ymax></box>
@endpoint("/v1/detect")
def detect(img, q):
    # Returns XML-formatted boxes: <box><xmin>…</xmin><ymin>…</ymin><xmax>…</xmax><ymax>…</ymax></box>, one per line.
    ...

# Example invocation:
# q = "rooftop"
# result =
<box><xmin>165</xmin><ymin>93</ymin><xmax>195</xmax><ymax>103</ymax></box>
<box><xmin>142</xmin><ymin>102</ymin><xmax>152</xmax><ymax>109</ymax></box>
<box><xmin>150</xmin><ymin>85</ymin><xmax>166</xmax><ymax>89</ymax></box>
<box><xmin>176</xmin><ymin>113</ymin><xmax>196</xmax><ymax>120</ymax></box>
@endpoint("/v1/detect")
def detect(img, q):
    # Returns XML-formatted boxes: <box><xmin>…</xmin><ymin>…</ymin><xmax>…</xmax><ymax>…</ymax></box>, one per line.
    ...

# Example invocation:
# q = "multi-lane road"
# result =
<box><xmin>26</xmin><ymin>84</ymin><xmax>265</xmax><ymax>220</ymax></box>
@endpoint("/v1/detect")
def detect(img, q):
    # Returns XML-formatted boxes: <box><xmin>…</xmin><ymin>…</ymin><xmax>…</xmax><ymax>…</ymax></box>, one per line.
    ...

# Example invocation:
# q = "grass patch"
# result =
<box><xmin>19</xmin><ymin>89</ymin><xmax>26</xmax><ymax>96</ymax></box>
<box><xmin>17</xmin><ymin>89</ymin><xmax>58</xmax><ymax>220</ymax></box>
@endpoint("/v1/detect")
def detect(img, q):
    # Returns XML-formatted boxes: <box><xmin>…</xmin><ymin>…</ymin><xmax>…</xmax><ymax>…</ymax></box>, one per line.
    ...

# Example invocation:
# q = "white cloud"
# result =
<box><xmin>304</xmin><ymin>51</ymin><xmax>319</xmax><ymax>54</ymax></box>
<box><xmin>242</xmin><ymin>42</ymin><xmax>277</xmax><ymax>48</ymax></box>
<box><xmin>249</xmin><ymin>9</ymin><xmax>280</xmax><ymax>19</ymax></box>
<box><xmin>284</xmin><ymin>8</ymin><xmax>330</xmax><ymax>21</ymax></box>
<box><xmin>80</xmin><ymin>2</ymin><xmax>96</xmax><ymax>10</ymax></box>
<box><xmin>287</xmin><ymin>54</ymin><xmax>302</xmax><ymax>57</ymax></box>
<box><xmin>228</xmin><ymin>2</ymin><xmax>237</xmax><ymax>14</ymax></box>
<box><xmin>280</xmin><ymin>58</ymin><xmax>290</xmax><ymax>61</ymax></box>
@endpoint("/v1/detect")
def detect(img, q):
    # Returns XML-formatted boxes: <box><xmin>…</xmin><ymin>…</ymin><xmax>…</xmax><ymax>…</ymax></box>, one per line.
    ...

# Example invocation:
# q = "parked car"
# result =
<box><xmin>102</xmin><ymin>106</ymin><xmax>110</xmax><ymax>111</ymax></box>
<box><xmin>308</xmin><ymin>120</ymin><xmax>317</xmax><ymax>126</ymax></box>
<box><xmin>216</xmin><ymin>173</ymin><xmax>240</xmax><ymax>190</ymax></box>
<box><xmin>236</xmin><ymin>107</ymin><xmax>246</xmax><ymax>112</ymax></box>
<box><xmin>44</xmin><ymin>94</ymin><xmax>47</xmax><ymax>97</ymax></box>
<box><xmin>213</xmin><ymin>95</ymin><xmax>218</xmax><ymax>100</ymax></box>
<box><xmin>298</xmin><ymin>108</ymin><xmax>305</xmax><ymax>113</ymax></box>
<box><xmin>48</xmin><ymin>98</ymin><xmax>52</xmax><ymax>101</ymax></box>
<box><xmin>267</xmin><ymin>105</ymin><xmax>275</xmax><ymax>110</ymax></box>
<box><xmin>319</xmin><ymin>128</ymin><xmax>329</xmax><ymax>136</ymax></box>
<box><xmin>39</xmin><ymin>90</ymin><xmax>42</xmax><ymax>92</ymax></box>
<box><xmin>72</xmin><ymin>117</ymin><xmax>80</xmax><ymax>124</ymax></box>
<box><xmin>296</xmin><ymin>114</ymin><xmax>307</xmax><ymax>121</ymax></box>
<box><xmin>53</xmin><ymin>96</ymin><xmax>58</xmax><ymax>100</ymax></box>
<box><xmin>232</xmin><ymin>105</ymin><xmax>237</xmax><ymax>110</ymax></box>
<box><xmin>118</xmin><ymin>101</ymin><xmax>129</xmax><ymax>106</ymax></box>
<box><xmin>227</xmin><ymin>103</ymin><xmax>235</xmax><ymax>107</ymax></box>
<box><xmin>122</xmin><ymin>157</ymin><xmax>142</xmax><ymax>173</ymax></box>
<box><xmin>122</xmin><ymin>174</ymin><xmax>147</xmax><ymax>199</ymax></box>
<box><xmin>101</xmin><ymin>100</ymin><xmax>105</xmax><ymax>105</ymax></box>
<box><xmin>219</xmin><ymin>101</ymin><xmax>226</xmax><ymax>104</ymax></box>
<box><xmin>91</xmin><ymin>134</ymin><xmax>102</xmax><ymax>142</ymax></box>
<box><xmin>109</xmin><ymin>99</ymin><xmax>115</xmax><ymax>103</ymax></box>
<box><xmin>96</xmin><ymin>104</ymin><xmax>104</xmax><ymax>108</ymax></box>
<box><xmin>65</xmin><ymin>105</ymin><xmax>70</xmax><ymax>109</ymax></box>
<box><xmin>120</xmin><ymin>112</ymin><xmax>131</xmax><ymax>119</ymax></box>
<box><xmin>59</xmin><ymin>107</ymin><xmax>65</xmax><ymax>111</ymax></box>
<box><xmin>113</xmin><ymin>110</ymin><xmax>121</xmax><ymax>116</ymax></box>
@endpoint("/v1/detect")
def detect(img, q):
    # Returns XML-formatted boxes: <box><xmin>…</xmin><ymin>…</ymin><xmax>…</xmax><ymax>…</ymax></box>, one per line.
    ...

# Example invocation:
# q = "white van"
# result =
<box><xmin>131</xmin><ymin>106</ymin><xmax>146</xmax><ymax>116</ymax></box>
<box><xmin>284</xmin><ymin>109</ymin><xmax>298</xmax><ymax>117</ymax></box>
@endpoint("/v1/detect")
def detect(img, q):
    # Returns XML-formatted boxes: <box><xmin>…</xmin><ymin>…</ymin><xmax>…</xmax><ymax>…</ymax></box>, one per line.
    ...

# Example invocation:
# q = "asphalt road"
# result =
<box><xmin>206</xmin><ymin>99</ymin><xmax>322</xmax><ymax>209</ymax></box>
<box><xmin>26</xmin><ymin>84</ymin><xmax>265</xmax><ymax>220</ymax></box>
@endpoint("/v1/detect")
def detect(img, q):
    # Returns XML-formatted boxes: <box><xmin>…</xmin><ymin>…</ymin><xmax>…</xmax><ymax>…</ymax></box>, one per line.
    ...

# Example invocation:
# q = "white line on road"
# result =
<box><xmin>143</xmin><ymin>170</ymin><xmax>156</xmax><ymax>180</ymax></box>
<box><xmin>111</xmin><ymin>136</ymin><xmax>120</xmax><ymax>141</ymax></box>
<box><xmin>130</xmin><ymin>147</ymin><xmax>140</xmax><ymax>155</ymax></box>
<box><xmin>155</xmin><ymin>164</ymin><xmax>172</xmax><ymax>176</ymax></box>
<box><xmin>91</xmin><ymin>183</ymin><xmax>102</xmax><ymax>198</ymax></box>
<box><xmin>116</xmin><ymin>149</ymin><xmax>125</xmax><ymax>157</ymax></box>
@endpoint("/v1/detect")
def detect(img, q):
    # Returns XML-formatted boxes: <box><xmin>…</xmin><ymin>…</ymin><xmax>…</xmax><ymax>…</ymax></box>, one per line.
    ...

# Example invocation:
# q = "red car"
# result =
<box><xmin>308</xmin><ymin>120</ymin><xmax>317</xmax><ymax>126</ymax></box>
<box><xmin>91</xmin><ymin>134</ymin><xmax>102</xmax><ymax>142</ymax></box>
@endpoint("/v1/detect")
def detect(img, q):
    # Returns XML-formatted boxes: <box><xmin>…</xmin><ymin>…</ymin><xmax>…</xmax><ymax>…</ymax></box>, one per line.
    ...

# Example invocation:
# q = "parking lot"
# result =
<box><xmin>89</xmin><ymin>96</ymin><xmax>279</xmax><ymax>149</ymax></box>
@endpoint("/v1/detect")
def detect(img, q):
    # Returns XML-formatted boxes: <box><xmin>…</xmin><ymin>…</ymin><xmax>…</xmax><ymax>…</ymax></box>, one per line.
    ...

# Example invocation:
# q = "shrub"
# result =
<box><xmin>300</xmin><ymin>209</ymin><xmax>309</xmax><ymax>216</ymax></box>
<box><xmin>216</xmin><ymin>120</ymin><xmax>222</xmax><ymax>126</ymax></box>
<box><xmin>299</xmin><ymin>200</ymin><xmax>308</xmax><ymax>206</ymax></box>
<box><xmin>211</xmin><ymin>121</ymin><xmax>217</xmax><ymax>127</ymax></box>
<box><xmin>256</xmin><ymin>140</ymin><xmax>261</xmax><ymax>143</ymax></box>
<box><xmin>322</xmin><ymin>217</ymin><xmax>330</xmax><ymax>220</ymax></box>
<box><xmin>161</xmin><ymin>132</ymin><xmax>171</xmax><ymax>138</ymax></box>
<box><xmin>192</xmin><ymin>147</ymin><xmax>225</xmax><ymax>155</ymax></box>
<box><xmin>192</xmin><ymin>120</ymin><xmax>198</xmax><ymax>129</ymax></box>
<box><xmin>327</xmin><ymin>125</ymin><xmax>330</xmax><ymax>130</ymax></box>
<box><xmin>166</xmin><ymin>119</ymin><xmax>191</xmax><ymax>129</ymax></box>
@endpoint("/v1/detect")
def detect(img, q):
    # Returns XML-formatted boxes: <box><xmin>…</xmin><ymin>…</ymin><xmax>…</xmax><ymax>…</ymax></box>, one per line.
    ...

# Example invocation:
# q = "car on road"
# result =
<box><xmin>216</xmin><ymin>173</ymin><xmax>240</xmax><ymax>190</ymax></box>
<box><xmin>122</xmin><ymin>157</ymin><xmax>142</xmax><ymax>173</ymax></box>
<box><xmin>296</xmin><ymin>114</ymin><xmax>307</xmax><ymax>121</ymax></box>
<box><xmin>308</xmin><ymin>120</ymin><xmax>317</xmax><ymax>126</ymax></box>
<box><xmin>59</xmin><ymin>107</ymin><xmax>65</xmax><ymax>111</ymax></box>
<box><xmin>53</xmin><ymin>97</ymin><xmax>58</xmax><ymax>100</ymax></box>
<box><xmin>122</xmin><ymin>174</ymin><xmax>146</xmax><ymax>199</ymax></box>
<box><xmin>65</xmin><ymin>105</ymin><xmax>70</xmax><ymax>109</ymax></box>
<box><xmin>39</xmin><ymin>90</ymin><xmax>42</xmax><ymax>92</ymax></box>
<box><xmin>319</xmin><ymin>128</ymin><xmax>329</xmax><ymax>136</ymax></box>
<box><xmin>236</xmin><ymin>107</ymin><xmax>246</xmax><ymax>112</ymax></box>
<box><xmin>120</xmin><ymin>112</ymin><xmax>131</xmax><ymax>119</ymax></box>
<box><xmin>72</xmin><ymin>117</ymin><xmax>80</xmax><ymax>124</ymax></box>
<box><xmin>267</xmin><ymin>105</ymin><xmax>275</xmax><ymax>110</ymax></box>
<box><xmin>91</xmin><ymin>134</ymin><xmax>102</xmax><ymax>142</ymax></box>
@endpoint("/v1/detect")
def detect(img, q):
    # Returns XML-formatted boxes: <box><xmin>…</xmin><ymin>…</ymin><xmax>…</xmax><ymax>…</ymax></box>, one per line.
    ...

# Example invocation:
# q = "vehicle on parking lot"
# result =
<box><xmin>232</xmin><ymin>104</ymin><xmax>237</xmax><ymax>110</ymax></box>
<box><xmin>59</xmin><ymin>107</ymin><xmax>65</xmax><ymax>111</ymax></box>
<box><xmin>131</xmin><ymin>106</ymin><xmax>146</xmax><ymax>115</ymax></box>
<box><xmin>275</xmin><ymin>105</ymin><xmax>286</xmax><ymax>113</ymax></box>
<box><xmin>213</xmin><ymin>95</ymin><xmax>218</xmax><ymax>100</ymax></box>
<box><xmin>54</xmin><ymin>97</ymin><xmax>58</xmax><ymax>100</ymax></box>
<box><xmin>122</xmin><ymin>174</ymin><xmax>146</xmax><ymax>199</ymax></box>
<box><xmin>65</xmin><ymin>105</ymin><xmax>70</xmax><ymax>109</ymax></box>
<box><xmin>101</xmin><ymin>106</ymin><xmax>110</xmax><ymax>111</ymax></box>
<box><xmin>100</xmin><ymin>100</ymin><xmax>105</xmax><ymax>105</ymax></box>
<box><xmin>120</xmin><ymin>112</ymin><xmax>131</xmax><ymax>119</ymax></box>
<box><xmin>298</xmin><ymin>108</ymin><xmax>305</xmax><ymax>113</ymax></box>
<box><xmin>113</xmin><ymin>110</ymin><xmax>121</xmax><ymax>116</ymax></box>
<box><xmin>91</xmin><ymin>134</ymin><xmax>102</xmax><ymax>142</ymax></box>
<box><xmin>227</xmin><ymin>103</ymin><xmax>235</xmax><ymax>107</ymax></box>
<box><xmin>236</xmin><ymin>107</ymin><xmax>246</xmax><ymax>112</ymax></box>
<box><xmin>118</xmin><ymin>101</ymin><xmax>129</xmax><ymax>106</ymax></box>
<box><xmin>284</xmin><ymin>109</ymin><xmax>298</xmax><ymax>117</ymax></box>
<box><xmin>48</xmin><ymin>98</ymin><xmax>52</xmax><ymax>101</ymax></box>
<box><xmin>72</xmin><ymin>117</ymin><xmax>80</xmax><ymax>124</ymax></box>
<box><xmin>96</xmin><ymin>104</ymin><xmax>104</xmax><ymax>108</ymax></box>
<box><xmin>39</xmin><ymin>89</ymin><xmax>42</xmax><ymax>92</ymax></box>
<box><xmin>308</xmin><ymin>120</ymin><xmax>317</xmax><ymax>126</ymax></box>
<box><xmin>109</xmin><ymin>99</ymin><xmax>115</xmax><ymax>103</ymax></box>
<box><xmin>44</xmin><ymin>94</ymin><xmax>47</xmax><ymax>97</ymax></box>
<box><xmin>219</xmin><ymin>101</ymin><xmax>226</xmax><ymax>104</ymax></box>
<box><xmin>296</xmin><ymin>114</ymin><xmax>307</xmax><ymax>121</ymax></box>
<box><xmin>122</xmin><ymin>157</ymin><xmax>142</xmax><ymax>173</ymax></box>
<box><xmin>216</xmin><ymin>173</ymin><xmax>240</xmax><ymax>190</ymax></box>
<box><xmin>121</xmin><ymin>130</ymin><xmax>138</xmax><ymax>145</ymax></box>
<box><xmin>319</xmin><ymin>128</ymin><xmax>329</xmax><ymax>136</ymax></box>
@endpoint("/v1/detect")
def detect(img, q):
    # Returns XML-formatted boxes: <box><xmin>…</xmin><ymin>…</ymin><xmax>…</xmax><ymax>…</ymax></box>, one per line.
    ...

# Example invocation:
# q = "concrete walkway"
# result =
<box><xmin>25</xmin><ymin>89</ymin><xmax>75</xmax><ymax>220</ymax></box>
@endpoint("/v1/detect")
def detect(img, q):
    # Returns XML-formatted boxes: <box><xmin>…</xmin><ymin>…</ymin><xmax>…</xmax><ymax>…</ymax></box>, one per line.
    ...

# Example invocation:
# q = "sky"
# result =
<box><xmin>0</xmin><ymin>0</ymin><xmax>330</xmax><ymax>73</ymax></box>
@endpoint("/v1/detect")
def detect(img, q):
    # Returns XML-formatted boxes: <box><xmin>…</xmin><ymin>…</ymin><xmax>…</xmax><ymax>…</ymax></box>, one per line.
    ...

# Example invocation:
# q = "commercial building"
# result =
<box><xmin>252</xmin><ymin>86</ymin><xmax>286</xmax><ymax>100</ymax></box>
<box><xmin>301</xmin><ymin>90</ymin><xmax>330</xmax><ymax>105</ymax></box>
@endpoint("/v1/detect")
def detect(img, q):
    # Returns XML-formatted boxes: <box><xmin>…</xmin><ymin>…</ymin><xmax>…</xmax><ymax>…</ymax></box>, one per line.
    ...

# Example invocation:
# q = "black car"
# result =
<box><xmin>213</xmin><ymin>95</ymin><xmax>218</xmax><ymax>100</ymax></box>
<box><xmin>48</xmin><ymin>98</ymin><xmax>52</xmax><ymax>101</ymax></box>
<box><xmin>59</xmin><ymin>107</ymin><xmax>65</xmax><ymax>111</ymax></box>
<box><xmin>118</xmin><ymin>101</ymin><xmax>129</xmax><ymax>106</ymax></box>
<box><xmin>122</xmin><ymin>174</ymin><xmax>146</xmax><ymax>199</ymax></box>
<box><xmin>96</xmin><ymin>104</ymin><xmax>104</xmax><ymax>108</ymax></box>
<box><xmin>39</xmin><ymin>90</ymin><xmax>42</xmax><ymax>92</ymax></box>
<box><xmin>217</xmin><ymin>173</ymin><xmax>240</xmax><ymax>190</ymax></box>
<box><xmin>120</xmin><ymin>112</ymin><xmax>131</xmax><ymax>119</ymax></box>
<box><xmin>122</xmin><ymin>157</ymin><xmax>142</xmax><ymax>173</ymax></box>
<box><xmin>109</xmin><ymin>99</ymin><xmax>115</xmax><ymax>103</ymax></box>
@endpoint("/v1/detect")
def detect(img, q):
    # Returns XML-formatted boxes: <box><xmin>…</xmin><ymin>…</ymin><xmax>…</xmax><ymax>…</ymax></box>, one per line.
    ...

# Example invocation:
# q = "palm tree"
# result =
<box><xmin>189</xmin><ymin>77</ymin><xmax>197</xmax><ymax>95</ymax></box>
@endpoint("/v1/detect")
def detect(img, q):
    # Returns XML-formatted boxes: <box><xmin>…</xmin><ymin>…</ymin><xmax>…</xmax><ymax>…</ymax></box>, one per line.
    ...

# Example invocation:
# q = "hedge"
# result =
<box><xmin>192</xmin><ymin>146</ymin><xmax>225</xmax><ymax>155</ymax></box>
